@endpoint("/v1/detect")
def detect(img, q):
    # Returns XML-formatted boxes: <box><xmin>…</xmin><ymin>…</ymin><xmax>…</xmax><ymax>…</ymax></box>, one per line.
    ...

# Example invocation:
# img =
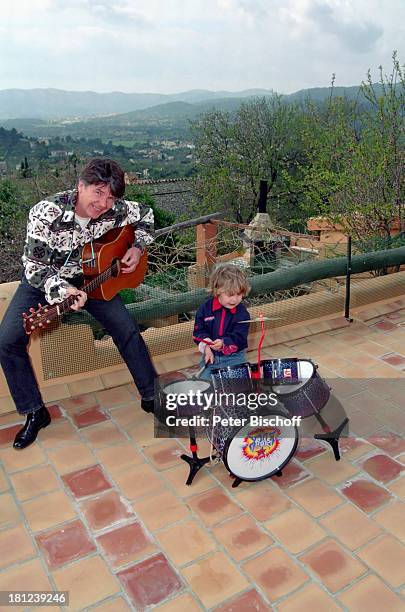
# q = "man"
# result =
<box><xmin>0</xmin><ymin>158</ymin><xmax>157</xmax><ymax>450</ymax></box>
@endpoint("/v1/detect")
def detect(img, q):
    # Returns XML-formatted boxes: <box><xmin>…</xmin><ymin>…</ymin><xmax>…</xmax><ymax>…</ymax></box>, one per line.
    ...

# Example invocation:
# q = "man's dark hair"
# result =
<box><xmin>79</xmin><ymin>158</ymin><xmax>125</xmax><ymax>198</ymax></box>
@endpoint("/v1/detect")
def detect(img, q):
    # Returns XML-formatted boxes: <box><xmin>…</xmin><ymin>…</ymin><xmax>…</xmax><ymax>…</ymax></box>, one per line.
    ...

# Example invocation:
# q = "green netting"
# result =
<box><xmin>39</xmin><ymin>220</ymin><xmax>405</xmax><ymax>380</ymax></box>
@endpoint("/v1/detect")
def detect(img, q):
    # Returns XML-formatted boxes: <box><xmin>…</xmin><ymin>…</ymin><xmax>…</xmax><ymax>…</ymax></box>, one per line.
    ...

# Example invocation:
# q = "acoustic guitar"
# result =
<box><xmin>23</xmin><ymin>225</ymin><xmax>147</xmax><ymax>335</ymax></box>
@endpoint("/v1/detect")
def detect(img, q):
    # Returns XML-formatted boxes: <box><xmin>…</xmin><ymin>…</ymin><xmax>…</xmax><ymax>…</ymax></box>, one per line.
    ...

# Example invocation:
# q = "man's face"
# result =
<box><xmin>76</xmin><ymin>180</ymin><xmax>115</xmax><ymax>218</ymax></box>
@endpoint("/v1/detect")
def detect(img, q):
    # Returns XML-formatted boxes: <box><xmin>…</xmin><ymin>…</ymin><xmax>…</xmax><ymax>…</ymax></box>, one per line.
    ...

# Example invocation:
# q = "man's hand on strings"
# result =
<box><xmin>121</xmin><ymin>247</ymin><xmax>142</xmax><ymax>273</ymax></box>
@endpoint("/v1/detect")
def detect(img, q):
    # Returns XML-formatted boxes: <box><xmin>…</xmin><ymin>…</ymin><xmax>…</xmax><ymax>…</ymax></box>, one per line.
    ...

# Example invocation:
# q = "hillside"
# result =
<box><xmin>0</xmin><ymin>82</ymin><xmax>388</xmax><ymax>144</ymax></box>
<box><xmin>287</xmin><ymin>83</ymin><xmax>385</xmax><ymax>104</ymax></box>
<box><xmin>45</xmin><ymin>85</ymin><xmax>381</xmax><ymax>133</ymax></box>
<box><xmin>87</xmin><ymin>96</ymin><xmax>274</xmax><ymax>125</ymax></box>
<box><xmin>0</xmin><ymin>88</ymin><xmax>273</xmax><ymax>120</ymax></box>
<box><xmin>0</xmin><ymin>83</ymin><xmax>385</xmax><ymax>122</ymax></box>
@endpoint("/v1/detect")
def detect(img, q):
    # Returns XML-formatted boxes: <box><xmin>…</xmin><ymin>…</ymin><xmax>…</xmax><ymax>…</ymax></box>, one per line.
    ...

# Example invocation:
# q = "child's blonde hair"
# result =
<box><xmin>209</xmin><ymin>264</ymin><xmax>250</xmax><ymax>296</ymax></box>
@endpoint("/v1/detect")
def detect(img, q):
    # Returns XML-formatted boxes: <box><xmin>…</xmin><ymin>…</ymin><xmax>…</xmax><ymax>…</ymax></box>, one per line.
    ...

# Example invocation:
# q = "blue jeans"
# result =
<box><xmin>0</xmin><ymin>279</ymin><xmax>157</xmax><ymax>415</ymax></box>
<box><xmin>199</xmin><ymin>350</ymin><xmax>247</xmax><ymax>381</ymax></box>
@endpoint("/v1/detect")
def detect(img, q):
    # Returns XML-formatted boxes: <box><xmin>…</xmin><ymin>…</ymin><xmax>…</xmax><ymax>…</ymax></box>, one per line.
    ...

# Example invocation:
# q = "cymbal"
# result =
<box><xmin>238</xmin><ymin>316</ymin><xmax>283</xmax><ymax>323</ymax></box>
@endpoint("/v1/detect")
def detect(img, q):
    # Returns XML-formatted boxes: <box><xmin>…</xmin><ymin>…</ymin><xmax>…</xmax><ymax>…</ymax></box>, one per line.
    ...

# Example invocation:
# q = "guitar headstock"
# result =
<box><xmin>22</xmin><ymin>303</ymin><xmax>57</xmax><ymax>335</ymax></box>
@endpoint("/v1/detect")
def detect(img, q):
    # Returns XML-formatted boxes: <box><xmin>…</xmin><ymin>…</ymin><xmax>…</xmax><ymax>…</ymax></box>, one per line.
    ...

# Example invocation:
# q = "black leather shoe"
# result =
<box><xmin>13</xmin><ymin>407</ymin><xmax>51</xmax><ymax>450</ymax></box>
<box><xmin>141</xmin><ymin>398</ymin><xmax>155</xmax><ymax>414</ymax></box>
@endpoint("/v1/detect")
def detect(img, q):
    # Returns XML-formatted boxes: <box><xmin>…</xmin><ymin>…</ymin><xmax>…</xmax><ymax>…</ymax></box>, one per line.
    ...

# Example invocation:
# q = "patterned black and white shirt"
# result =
<box><xmin>22</xmin><ymin>189</ymin><xmax>154</xmax><ymax>304</ymax></box>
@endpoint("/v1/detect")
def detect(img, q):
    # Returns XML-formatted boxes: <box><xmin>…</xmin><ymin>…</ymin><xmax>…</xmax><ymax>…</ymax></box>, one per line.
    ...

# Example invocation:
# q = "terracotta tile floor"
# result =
<box><xmin>0</xmin><ymin>303</ymin><xmax>404</xmax><ymax>610</ymax></box>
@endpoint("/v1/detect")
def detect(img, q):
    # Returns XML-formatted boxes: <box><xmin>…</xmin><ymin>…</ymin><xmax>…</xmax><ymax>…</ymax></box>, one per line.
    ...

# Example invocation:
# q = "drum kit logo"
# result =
<box><xmin>241</xmin><ymin>427</ymin><xmax>281</xmax><ymax>461</ymax></box>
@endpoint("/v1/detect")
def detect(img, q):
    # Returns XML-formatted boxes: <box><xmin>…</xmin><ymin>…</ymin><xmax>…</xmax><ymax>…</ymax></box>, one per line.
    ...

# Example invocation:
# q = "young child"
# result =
<box><xmin>193</xmin><ymin>264</ymin><xmax>251</xmax><ymax>381</ymax></box>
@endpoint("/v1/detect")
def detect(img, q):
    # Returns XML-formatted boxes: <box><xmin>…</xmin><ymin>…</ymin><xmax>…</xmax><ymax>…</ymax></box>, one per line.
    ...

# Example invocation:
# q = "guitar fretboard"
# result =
<box><xmin>58</xmin><ymin>261</ymin><xmax>119</xmax><ymax>315</ymax></box>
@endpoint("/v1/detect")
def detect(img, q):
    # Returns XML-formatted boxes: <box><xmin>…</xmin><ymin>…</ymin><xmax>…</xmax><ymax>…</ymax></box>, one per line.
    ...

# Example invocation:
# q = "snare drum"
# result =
<box><xmin>271</xmin><ymin>359</ymin><xmax>330</xmax><ymax>418</ymax></box>
<box><xmin>207</xmin><ymin>405</ymin><xmax>298</xmax><ymax>481</ymax></box>
<box><xmin>211</xmin><ymin>362</ymin><xmax>253</xmax><ymax>394</ymax></box>
<box><xmin>157</xmin><ymin>379</ymin><xmax>211</xmax><ymax>420</ymax></box>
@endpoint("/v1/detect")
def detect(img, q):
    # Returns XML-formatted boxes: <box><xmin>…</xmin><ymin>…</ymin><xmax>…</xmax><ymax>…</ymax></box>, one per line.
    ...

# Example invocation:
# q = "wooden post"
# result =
<box><xmin>190</xmin><ymin>222</ymin><xmax>218</xmax><ymax>289</ymax></box>
<box><xmin>196</xmin><ymin>222</ymin><xmax>217</xmax><ymax>267</ymax></box>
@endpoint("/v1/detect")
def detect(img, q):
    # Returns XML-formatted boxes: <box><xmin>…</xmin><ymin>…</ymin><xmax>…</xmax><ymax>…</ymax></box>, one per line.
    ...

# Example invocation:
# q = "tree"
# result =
<box><xmin>191</xmin><ymin>96</ymin><xmax>307</xmax><ymax>227</ymax></box>
<box><xmin>301</xmin><ymin>53</ymin><xmax>404</xmax><ymax>250</ymax></box>
<box><xmin>0</xmin><ymin>179</ymin><xmax>20</xmax><ymax>236</ymax></box>
<box><xmin>0</xmin><ymin>179</ymin><xmax>29</xmax><ymax>282</ymax></box>
<box><xmin>20</xmin><ymin>156</ymin><xmax>31</xmax><ymax>178</ymax></box>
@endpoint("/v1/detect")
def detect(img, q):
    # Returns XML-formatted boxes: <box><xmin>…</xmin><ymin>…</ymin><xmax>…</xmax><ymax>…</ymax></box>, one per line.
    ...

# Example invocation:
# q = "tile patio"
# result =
<box><xmin>0</xmin><ymin>302</ymin><xmax>404</xmax><ymax>610</ymax></box>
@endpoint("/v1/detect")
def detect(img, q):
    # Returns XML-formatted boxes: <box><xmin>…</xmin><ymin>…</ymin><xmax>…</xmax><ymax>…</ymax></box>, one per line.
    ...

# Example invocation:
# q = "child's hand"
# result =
<box><xmin>211</xmin><ymin>339</ymin><xmax>223</xmax><ymax>351</ymax></box>
<box><xmin>205</xmin><ymin>346</ymin><xmax>214</xmax><ymax>364</ymax></box>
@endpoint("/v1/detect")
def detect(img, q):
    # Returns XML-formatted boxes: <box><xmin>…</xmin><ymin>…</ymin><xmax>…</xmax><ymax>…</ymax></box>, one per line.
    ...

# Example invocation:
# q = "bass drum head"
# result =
<box><xmin>223</xmin><ymin>411</ymin><xmax>298</xmax><ymax>481</ymax></box>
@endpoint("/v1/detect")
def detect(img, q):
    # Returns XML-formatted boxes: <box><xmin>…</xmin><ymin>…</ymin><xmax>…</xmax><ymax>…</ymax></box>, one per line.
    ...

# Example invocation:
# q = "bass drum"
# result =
<box><xmin>208</xmin><ymin>407</ymin><xmax>298</xmax><ymax>482</ymax></box>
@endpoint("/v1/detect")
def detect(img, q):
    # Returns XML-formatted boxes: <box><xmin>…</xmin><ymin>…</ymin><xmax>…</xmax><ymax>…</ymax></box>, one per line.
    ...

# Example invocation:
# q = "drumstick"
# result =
<box><xmin>238</xmin><ymin>316</ymin><xmax>283</xmax><ymax>323</ymax></box>
<box><xmin>195</xmin><ymin>364</ymin><xmax>208</xmax><ymax>378</ymax></box>
<box><xmin>193</xmin><ymin>336</ymin><xmax>215</xmax><ymax>346</ymax></box>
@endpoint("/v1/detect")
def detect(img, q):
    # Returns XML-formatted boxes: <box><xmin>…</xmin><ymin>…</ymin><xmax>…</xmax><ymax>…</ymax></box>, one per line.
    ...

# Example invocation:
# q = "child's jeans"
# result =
<box><xmin>199</xmin><ymin>350</ymin><xmax>247</xmax><ymax>381</ymax></box>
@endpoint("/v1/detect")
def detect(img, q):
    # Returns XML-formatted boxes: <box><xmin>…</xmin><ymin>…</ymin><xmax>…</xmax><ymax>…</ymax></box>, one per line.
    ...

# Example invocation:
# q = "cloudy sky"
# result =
<box><xmin>1</xmin><ymin>0</ymin><xmax>403</xmax><ymax>94</ymax></box>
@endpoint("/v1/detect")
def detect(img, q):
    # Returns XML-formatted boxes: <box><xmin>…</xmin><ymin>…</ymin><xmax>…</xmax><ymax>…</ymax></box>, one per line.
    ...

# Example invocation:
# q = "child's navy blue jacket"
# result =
<box><xmin>193</xmin><ymin>296</ymin><xmax>250</xmax><ymax>354</ymax></box>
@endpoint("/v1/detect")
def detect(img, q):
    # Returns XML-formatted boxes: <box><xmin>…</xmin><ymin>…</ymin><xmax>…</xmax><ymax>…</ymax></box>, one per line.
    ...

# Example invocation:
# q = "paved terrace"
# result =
<box><xmin>0</xmin><ymin>299</ymin><xmax>404</xmax><ymax>611</ymax></box>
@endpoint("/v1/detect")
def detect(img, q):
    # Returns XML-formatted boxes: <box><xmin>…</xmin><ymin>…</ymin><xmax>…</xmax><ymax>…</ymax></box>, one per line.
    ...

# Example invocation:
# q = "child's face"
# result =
<box><xmin>217</xmin><ymin>291</ymin><xmax>243</xmax><ymax>309</ymax></box>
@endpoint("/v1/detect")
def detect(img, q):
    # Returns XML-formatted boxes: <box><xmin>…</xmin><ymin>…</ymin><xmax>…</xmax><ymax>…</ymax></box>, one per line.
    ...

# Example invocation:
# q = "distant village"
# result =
<box><xmin>0</xmin><ymin>126</ymin><xmax>197</xmax><ymax>179</ymax></box>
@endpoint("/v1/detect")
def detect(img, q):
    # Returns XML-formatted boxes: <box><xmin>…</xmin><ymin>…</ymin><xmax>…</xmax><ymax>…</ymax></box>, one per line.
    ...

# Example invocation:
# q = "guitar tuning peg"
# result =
<box><xmin>30</xmin><ymin>325</ymin><xmax>35</xmax><ymax>330</ymax></box>
<box><xmin>29</xmin><ymin>307</ymin><xmax>35</xmax><ymax>313</ymax></box>
<box><xmin>38</xmin><ymin>303</ymin><xmax>42</xmax><ymax>308</ymax></box>
<box><xmin>22</xmin><ymin>312</ymin><xmax>27</xmax><ymax>318</ymax></box>
<box><xmin>38</xmin><ymin>323</ymin><xmax>43</xmax><ymax>327</ymax></box>
<box><xmin>46</xmin><ymin>319</ymin><xmax>51</xmax><ymax>324</ymax></box>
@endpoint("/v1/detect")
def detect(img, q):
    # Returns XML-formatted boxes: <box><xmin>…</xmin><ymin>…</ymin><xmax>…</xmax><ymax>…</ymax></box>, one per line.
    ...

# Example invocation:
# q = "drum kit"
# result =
<box><xmin>157</xmin><ymin>315</ymin><xmax>349</xmax><ymax>488</ymax></box>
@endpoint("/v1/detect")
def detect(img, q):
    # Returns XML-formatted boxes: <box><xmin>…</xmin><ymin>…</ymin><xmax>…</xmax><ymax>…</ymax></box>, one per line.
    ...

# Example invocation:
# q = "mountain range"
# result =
<box><xmin>0</xmin><ymin>88</ymin><xmax>273</xmax><ymax>120</ymax></box>
<box><xmin>0</xmin><ymin>84</ymin><xmax>379</xmax><ymax>122</ymax></box>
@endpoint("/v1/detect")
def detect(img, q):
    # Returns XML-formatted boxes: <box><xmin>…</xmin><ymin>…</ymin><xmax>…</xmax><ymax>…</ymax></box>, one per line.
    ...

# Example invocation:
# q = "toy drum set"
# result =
<box><xmin>158</xmin><ymin>316</ymin><xmax>349</xmax><ymax>487</ymax></box>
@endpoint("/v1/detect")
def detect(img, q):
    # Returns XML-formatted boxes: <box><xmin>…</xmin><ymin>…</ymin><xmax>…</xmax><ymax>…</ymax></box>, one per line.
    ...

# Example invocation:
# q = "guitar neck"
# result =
<box><xmin>51</xmin><ymin>261</ymin><xmax>120</xmax><ymax>318</ymax></box>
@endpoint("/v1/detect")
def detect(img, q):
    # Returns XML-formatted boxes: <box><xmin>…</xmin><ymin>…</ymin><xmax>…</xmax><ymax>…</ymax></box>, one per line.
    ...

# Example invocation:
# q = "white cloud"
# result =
<box><xmin>306</xmin><ymin>1</ymin><xmax>383</xmax><ymax>52</ymax></box>
<box><xmin>0</xmin><ymin>0</ymin><xmax>403</xmax><ymax>93</ymax></box>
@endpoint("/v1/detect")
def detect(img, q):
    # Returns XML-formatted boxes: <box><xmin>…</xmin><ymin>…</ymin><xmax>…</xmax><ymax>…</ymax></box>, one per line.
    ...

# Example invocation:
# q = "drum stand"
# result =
<box><xmin>313</xmin><ymin>413</ymin><xmax>349</xmax><ymax>461</ymax></box>
<box><xmin>181</xmin><ymin>425</ymin><xmax>211</xmax><ymax>485</ymax></box>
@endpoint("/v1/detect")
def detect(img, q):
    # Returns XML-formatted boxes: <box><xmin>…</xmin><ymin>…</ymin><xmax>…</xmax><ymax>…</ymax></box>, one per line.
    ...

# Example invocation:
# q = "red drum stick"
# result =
<box><xmin>193</xmin><ymin>336</ymin><xmax>215</xmax><ymax>346</ymax></box>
